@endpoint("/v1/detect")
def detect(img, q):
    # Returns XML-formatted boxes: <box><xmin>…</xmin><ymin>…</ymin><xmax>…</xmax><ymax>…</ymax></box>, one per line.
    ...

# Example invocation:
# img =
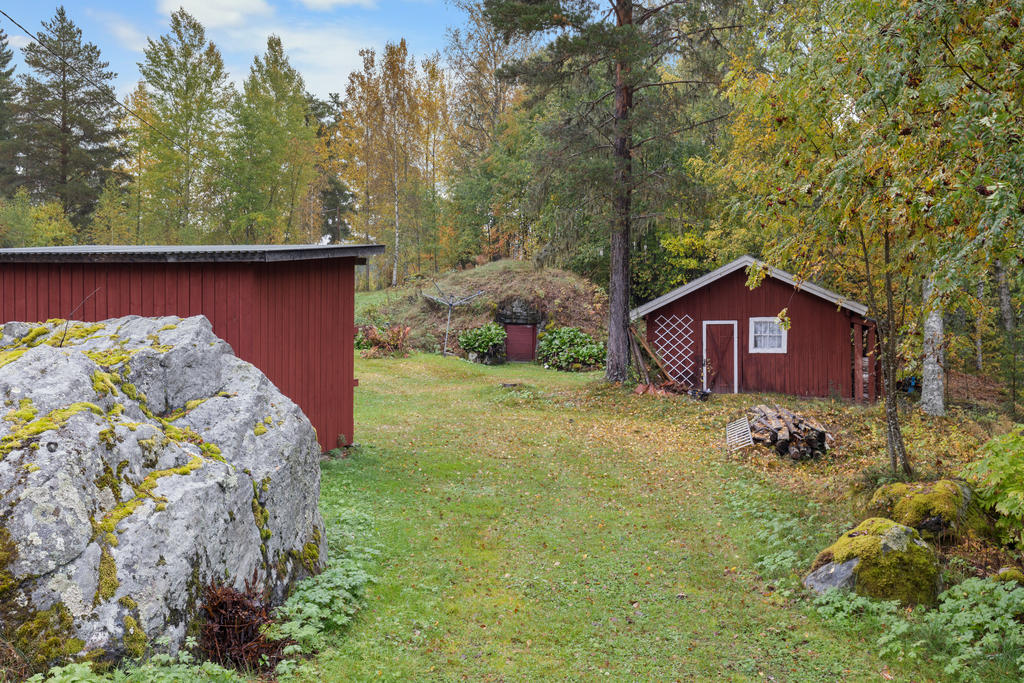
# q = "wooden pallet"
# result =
<box><xmin>725</xmin><ymin>416</ymin><xmax>754</xmax><ymax>452</ymax></box>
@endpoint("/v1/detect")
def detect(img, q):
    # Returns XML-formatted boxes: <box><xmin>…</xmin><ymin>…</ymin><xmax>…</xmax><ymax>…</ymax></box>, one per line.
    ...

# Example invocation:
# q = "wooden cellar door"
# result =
<box><xmin>505</xmin><ymin>324</ymin><xmax>537</xmax><ymax>361</ymax></box>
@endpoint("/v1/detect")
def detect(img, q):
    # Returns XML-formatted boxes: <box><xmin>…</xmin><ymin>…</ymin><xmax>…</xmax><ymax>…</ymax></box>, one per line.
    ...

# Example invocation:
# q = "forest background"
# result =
<box><xmin>0</xmin><ymin>0</ymin><xmax>1021</xmax><ymax>424</ymax></box>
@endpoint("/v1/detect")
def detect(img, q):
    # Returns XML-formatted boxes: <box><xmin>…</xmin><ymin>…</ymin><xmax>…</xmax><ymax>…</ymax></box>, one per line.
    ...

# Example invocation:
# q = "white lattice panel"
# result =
<box><xmin>652</xmin><ymin>313</ymin><xmax>696</xmax><ymax>385</ymax></box>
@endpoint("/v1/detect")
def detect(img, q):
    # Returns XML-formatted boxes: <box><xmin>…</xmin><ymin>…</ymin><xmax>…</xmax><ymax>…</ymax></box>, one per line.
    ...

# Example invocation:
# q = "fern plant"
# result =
<box><xmin>962</xmin><ymin>428</ymin><xmax>1024</xmax><ymax>545</ymax></box>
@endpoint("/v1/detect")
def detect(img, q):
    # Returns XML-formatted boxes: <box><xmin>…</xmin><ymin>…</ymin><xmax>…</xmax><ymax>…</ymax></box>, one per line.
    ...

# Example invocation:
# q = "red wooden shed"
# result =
<box><xmin>631</xmin><ymin>256</ymin><xmax>879</xmax><ymax>401</ymax></box>
<box><xmin>0</xmin><ymin>244</ymin><xmax>384</xmax><ymax>450</ymax></box>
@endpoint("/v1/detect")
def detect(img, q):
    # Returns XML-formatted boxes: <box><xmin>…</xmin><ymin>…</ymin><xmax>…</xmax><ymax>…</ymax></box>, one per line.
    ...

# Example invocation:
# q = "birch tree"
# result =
<box><xmin>139</xmin><ymin>10</ymin><xmax>232</xmax><ymax>242</ymax></box>
<box><xmin>219</xmin><ymin>36</ymin><xmax>319</xmax><ymax>244</ymax></box>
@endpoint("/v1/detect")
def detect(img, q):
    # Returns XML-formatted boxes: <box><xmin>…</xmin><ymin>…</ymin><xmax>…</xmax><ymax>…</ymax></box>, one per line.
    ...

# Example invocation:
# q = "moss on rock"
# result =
<box><xmin>996</xmin><ymin>567</ymin><xmax>1024</xmax><ymax>584</ymax></box>
<box><xmin>12</xmin><ymin>603</ymin><xmax>85</xmax><ymax>670</ymax></box>
<box><xmin>91</xmin><ymin>371</ymin><xmax>121</xmax><ymax>397</ymax></box>
<box><xmin>809</xmin><ymin>518</ymin><xmax>940</xmax><ymax>605</ymax></box>
<box><xmin>95</xmin><ymin>546</ymin><xmax>119</xmax><ymax>604</ymax></box>
<box><xmin>0</xmin><ymin>401</ymin><xmax>103</xmax><ymax>460</ymax></box>
<box><xmin>0</xmin><ymin>526</ymin><xmax>17</xmax><ymax>597</ymax></box>
<box><xmin>868</xmin><ymin>479</ymin><xmax>989</xmax><ymax>543</ymax></box>
<box><xmin>4</xmin><ymin>398</ymin><xmax>38</xmax><ymax>424</ymax></box>
<box><xmin>122</xmin><ymin>615</ymin><xmax>147</xmax><ymax>658</ymax></box>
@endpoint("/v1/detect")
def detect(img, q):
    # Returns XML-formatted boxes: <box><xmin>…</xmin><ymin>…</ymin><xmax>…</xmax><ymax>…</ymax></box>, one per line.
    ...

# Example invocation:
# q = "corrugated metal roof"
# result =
<box><xmin>0</xmin><ymin>243</ymin><xmax>385</xmax><ymax>264</ymax></box>
<box><xmin>630</xmin><ymin>255</ymin><xmax>869</xmax><ymax>320</ymax></box>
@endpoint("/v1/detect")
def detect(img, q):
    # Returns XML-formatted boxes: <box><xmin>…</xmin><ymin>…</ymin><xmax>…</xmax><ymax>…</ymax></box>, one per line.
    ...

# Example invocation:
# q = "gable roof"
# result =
<box><xmin>629</xmin><ymin>255</ymin><xmax>868</xmax><ymax>321</ymax></box>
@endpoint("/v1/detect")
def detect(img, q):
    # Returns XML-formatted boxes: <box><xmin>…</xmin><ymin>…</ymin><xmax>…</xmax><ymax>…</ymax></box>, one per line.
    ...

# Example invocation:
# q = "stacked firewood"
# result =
<box><xmin>747</xmin><ymin>404</ymin><xmax>832</xmax><ymax>460</ymax></box>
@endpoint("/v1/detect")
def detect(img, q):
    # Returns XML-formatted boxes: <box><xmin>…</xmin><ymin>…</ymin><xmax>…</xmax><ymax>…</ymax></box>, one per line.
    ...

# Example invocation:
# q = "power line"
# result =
<box><xmin>0</xmin><ymin>8</ymin><xmax>187</xmax><ymax>156</ymax></box>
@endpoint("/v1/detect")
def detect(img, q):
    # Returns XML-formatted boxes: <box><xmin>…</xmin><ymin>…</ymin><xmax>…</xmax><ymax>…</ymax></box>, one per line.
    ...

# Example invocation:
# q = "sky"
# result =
<box><xmin>0</xmin><ymin>0</ymin><xmax>467</xmax><ymax>98</ymax></box>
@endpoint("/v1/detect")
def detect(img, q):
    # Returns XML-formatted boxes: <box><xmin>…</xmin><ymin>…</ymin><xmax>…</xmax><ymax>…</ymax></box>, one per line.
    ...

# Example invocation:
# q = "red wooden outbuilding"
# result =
<box><xmin>631</xmin><ymin>256</ymin><xmax>879</xmax><ymax>401</ymax></box>
<box><xmin>0</xmin><ymin>244</ymin><xmax>384</xmax><ymax>450</ymax></box>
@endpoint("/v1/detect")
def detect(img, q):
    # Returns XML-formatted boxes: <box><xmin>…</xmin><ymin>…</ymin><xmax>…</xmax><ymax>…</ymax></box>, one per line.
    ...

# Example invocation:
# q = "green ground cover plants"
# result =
<box><xmin>302</xmin><ymin>353</ymin><xmax>956</xmax><ymax>681</ymax></box>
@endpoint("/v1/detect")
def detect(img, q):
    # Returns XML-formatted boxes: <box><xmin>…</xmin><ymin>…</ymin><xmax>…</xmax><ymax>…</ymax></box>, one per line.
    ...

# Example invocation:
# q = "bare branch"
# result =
<box><xmin>631</xmin><ymin>111</ymin><xmax>730</xmax><ymax>149</ymax></box>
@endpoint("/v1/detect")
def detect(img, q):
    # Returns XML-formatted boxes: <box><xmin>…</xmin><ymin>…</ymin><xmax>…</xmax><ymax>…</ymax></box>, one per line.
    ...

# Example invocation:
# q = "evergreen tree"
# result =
<box><xmin>13</xmin><ymin>7</ymin><xmax>120</xmax><ymax>227</ymax></box>
<box><xmin>0</xmin><ymin>29</ymin><xmax>18</xmax><ymax>196</ymax></box>
<box><xmin>306</xmin><ymin>93</ymin><xmax>356</xmax><ymax>243</ymax></box>
<box><xmin>483</xmin><ymin>0</ymin><xmax>738</xmax><ymax>381</ymax></box>
<box><xmin>139</xmin><ymin>9</ymin><xmax>231</xmax><ymax>242</ymax></box>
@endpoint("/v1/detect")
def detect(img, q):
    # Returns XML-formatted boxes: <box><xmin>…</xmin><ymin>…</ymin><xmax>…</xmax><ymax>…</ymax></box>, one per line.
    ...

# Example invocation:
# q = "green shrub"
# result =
<box><xmin>268</xmin><ymin>559</ymin><xmax>372</xmax><ymax>654</ymax></box>
<box><xmin>26</xmin><ymin>638</ymin><xmax>245</xmax><ymax>682</ymax></box>
<box><xmin>961</xmin><ymin>428</ymin><xmax>1024</xmax><ymax>545</ymax></box>
<box><xmin>457</xmin><ymin>322</ymin><xmax>506</xmax><ymax>355</ymax></box>
<box><xmin>536</xmin><ymin>326</ymin><xmax>604</xmax><ymax>371</ymax></box>
<box><xmin>922</xmin><ymin>578</ymin><xmax>1024</xmax><ymax>678</ymax></box>
<box><xmin>813</xmin><ymin>579</ymin><xmax>1024</xmax><ymax>680</ymax></box>
<box><xmin>354</xmin><ymin>328</ymin><xmax>371</xmax><ymax>350</ymax></box>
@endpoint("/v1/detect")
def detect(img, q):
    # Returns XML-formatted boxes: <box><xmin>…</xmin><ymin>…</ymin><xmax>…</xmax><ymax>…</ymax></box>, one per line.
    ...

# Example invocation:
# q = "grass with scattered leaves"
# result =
<box><xmin>305</xmin><ymin>353</ymin><xmax>947</xmax><ymax>681</ymax></box>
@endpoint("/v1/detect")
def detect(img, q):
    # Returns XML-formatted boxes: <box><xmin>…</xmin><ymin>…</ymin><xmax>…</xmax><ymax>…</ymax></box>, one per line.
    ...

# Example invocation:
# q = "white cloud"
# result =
<box><xmin>87</xmin><ymin>10</ymin><xmax>148</xmax><ymax>52</ymax></box>
<box><xmin>218</xmin><ymin>22</ymin><xmax>378</xmax><ymax>97</ymax></box>
<box><xmin>157</xmin><ymin>0</ymin><xmax>274</xmax><ymax>29</ymax></box>
<box><xmin>7</xmin><ymin>35</ymin><xmax>31</xmax><ymax>49</ymax></box>
<box><xmin>298</xmin><ymin>0</ymin><xmax>377</xmax><ymax>9</ymax></box>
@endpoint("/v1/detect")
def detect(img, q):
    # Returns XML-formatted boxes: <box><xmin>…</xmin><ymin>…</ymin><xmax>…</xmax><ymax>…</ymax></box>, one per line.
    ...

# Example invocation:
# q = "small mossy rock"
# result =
<box><xmin>867</xmin><ymin>479</ymin><xmax>990</xmax><ymax>543</ymax></box>
<box><xmin>804</xmin><ymin>518</ymin><xmax>941</xmax><ymax>606</ymax></box>
<box><xmin>0</xmin><ymin>315</ymin><xmax>327</xmax><ymax>667</ymax></box>
<box><xmin>995</xmin><ymin>567</ymin><xmax>1024</xmax><ymax>584</ymax></box>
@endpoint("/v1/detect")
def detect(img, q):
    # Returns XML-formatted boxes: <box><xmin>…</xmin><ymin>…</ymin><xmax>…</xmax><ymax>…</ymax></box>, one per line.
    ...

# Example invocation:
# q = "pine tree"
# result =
<box><xmin>13</xmin><ymin>7</ymin><xmax>120</xmax><ymax>227</ymax></box>
<box><xmin>0</xmin><ymin>29</ymin><xmax>19</xmax><ymax>196</ymax></box>
<box><xmin>139</xmin><ymin>9</ymin><xmax>231</xmax><ymax>242</ymax></box>
<box><xmin>483</xmin><ymin>0</ymin><xmax>736</xmax><ymax>381</ymax></box>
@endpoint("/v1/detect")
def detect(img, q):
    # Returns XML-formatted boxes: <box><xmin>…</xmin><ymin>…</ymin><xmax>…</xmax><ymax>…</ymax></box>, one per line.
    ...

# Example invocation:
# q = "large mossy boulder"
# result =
<box><xmin>868</xmin><ymin>479</ymin><xmax>989</xmax><ymax>543</ymax></box>
<box><xmin>0</xmin><ymin>316</ymin><xmax>326</xmax><ymax>669</ymax></box>
<box><xmin>803</xmin><ymin>518</ymin><xmax>941</xmax><ymax>606</ymax></box>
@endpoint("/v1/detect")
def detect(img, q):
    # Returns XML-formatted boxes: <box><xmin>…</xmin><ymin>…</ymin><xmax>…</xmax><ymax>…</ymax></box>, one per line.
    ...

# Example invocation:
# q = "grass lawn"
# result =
<box><xmin>305</xmin><ymin>354</ymin><xmax>940</xmax><ymax>681</ymax></box>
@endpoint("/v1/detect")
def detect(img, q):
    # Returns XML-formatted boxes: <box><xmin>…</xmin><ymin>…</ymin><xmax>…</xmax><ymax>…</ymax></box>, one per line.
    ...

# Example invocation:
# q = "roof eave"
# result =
<box><xmin>629</xmin><ymin>255</ymin><xmax>868</xmax><ymax>320</ymax></box>
<box><xmin>0</xmin><ymin>244</ymin><xmax>386</xmax><ymax>264</ymax></box>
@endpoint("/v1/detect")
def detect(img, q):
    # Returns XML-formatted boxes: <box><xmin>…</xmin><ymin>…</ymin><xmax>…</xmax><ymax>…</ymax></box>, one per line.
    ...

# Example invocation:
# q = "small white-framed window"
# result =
<box><xmin>749</xmin><ymin>317</ymin><xmax>787</xmax><ymax>354</ymax></box>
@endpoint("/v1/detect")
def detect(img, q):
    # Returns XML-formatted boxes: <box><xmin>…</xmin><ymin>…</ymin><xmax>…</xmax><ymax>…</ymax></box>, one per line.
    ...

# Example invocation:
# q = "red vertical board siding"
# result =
<box><xmin>645</xmin><ymin>270</ymin><xmax>863</xmax><ymax>400</ymax></box>
<box><xmin>0</xmin><ymin>258</ymin><xmax>358</xmax><ymax>451</ymax></box>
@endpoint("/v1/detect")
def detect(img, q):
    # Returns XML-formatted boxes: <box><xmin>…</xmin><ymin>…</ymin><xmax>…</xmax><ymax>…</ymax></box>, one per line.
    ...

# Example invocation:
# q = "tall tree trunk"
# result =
<box><xmin>392</xmin><ymin>167</ymin><xmax>400</xmax><ymax>287</ymax></box>
<box><xmin>921</xmin><ymin>275</ymin><xmax>945</xmax><ymax>416</ymax></box>
<box><xmin>882</xmin><ymin>231</ymin><xmax>912</xmax><ymax>474</ymax></box>
<box><xmin>995</xmin><ymin>259</ymin><xmax>1016</xmax><ymax>335</ymax></box>
<box><xmin>975</xmin><ymin>279</ymin><xmax>985</xmax><ymax>372</ymax></box>
<box><xmin>995</xmin><ymin>259</ymin><xmax>1018</xmax><ymax>417</ymax></box>
<box><xmin>605</xmin><ymin>0</ymin><xmax>634</xmax><ymax>383</ymax></box>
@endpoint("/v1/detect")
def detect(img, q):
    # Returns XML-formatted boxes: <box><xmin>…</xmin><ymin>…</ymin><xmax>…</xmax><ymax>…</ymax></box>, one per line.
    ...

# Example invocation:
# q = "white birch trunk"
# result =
<box><xmin>921</xmin><ymin>276</ymin><xmax>945</xmax><ymax>416</ymax></box>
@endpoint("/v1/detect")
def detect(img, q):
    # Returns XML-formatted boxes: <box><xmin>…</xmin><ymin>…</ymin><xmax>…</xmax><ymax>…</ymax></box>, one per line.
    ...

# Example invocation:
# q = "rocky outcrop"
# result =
<box><xmin>803</xmin><ymin>518</ymin><xmax>941</xmax><ymax>606</ymax></box>
<box><xmin>0</xmin><ymin>316</ymin><xmax>325</xmax><ymax>669</ymax></box>
<box><xmin>867</xmin><ymin>479</ymin><xmax>990</xmax><ymax>543</ymax></box>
